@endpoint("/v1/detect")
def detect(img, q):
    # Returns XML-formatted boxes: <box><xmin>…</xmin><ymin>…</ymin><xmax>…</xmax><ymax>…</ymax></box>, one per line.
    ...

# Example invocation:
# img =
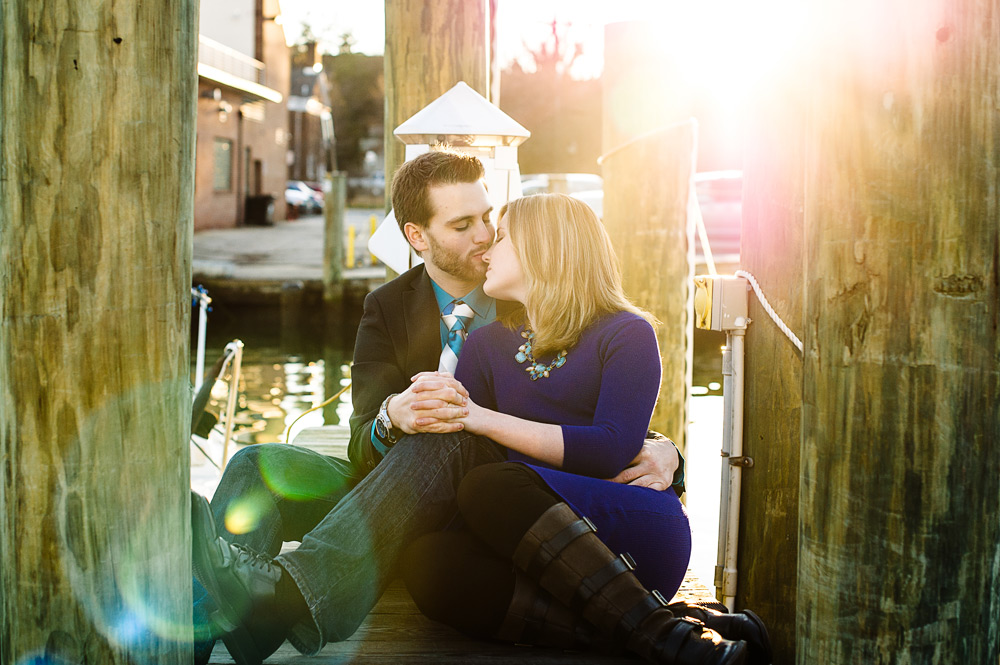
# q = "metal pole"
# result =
<box><xmin>717</xmin><ymin>328</ymin><xmax>746</xmax><ymax>611</ymax></box>
<box><xmin>192</xmin><ymin>287</ymin><xmax>212</xmax><ymax>391</ymax></box>
<box><xmin>219</xmin><ymin>339</ymin><xmax>244</xmax><ymax>470</ymax></box>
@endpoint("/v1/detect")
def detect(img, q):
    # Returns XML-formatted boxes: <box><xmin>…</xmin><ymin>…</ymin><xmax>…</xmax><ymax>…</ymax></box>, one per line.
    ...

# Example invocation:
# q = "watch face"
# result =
<box><xmin>375</xmin><ymin>417</ymin><xmax>388</xmax><ymax>438</ymax></box>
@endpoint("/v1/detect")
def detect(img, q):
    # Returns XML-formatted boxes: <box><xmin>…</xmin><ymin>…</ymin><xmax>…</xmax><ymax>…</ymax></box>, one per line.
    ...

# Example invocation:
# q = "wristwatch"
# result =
<box><xmin>374</xmin><ymin>393</ymin><xmax>399</xmax><ymax>445</ymax></box>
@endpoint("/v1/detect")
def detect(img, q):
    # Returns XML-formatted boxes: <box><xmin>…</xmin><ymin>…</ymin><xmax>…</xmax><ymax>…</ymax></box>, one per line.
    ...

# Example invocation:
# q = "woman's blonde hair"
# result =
<box><xmin>497</xmin><ymin>193</ymin><xmax>655</xmax><ymax>356</ymax></box>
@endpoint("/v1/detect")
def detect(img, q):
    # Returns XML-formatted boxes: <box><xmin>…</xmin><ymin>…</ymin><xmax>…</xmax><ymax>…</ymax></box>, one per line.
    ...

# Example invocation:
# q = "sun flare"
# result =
<box><xmin>628</xmin><ymin>0</ymin><xmax>809</xmax><ymax>115</ymax></box>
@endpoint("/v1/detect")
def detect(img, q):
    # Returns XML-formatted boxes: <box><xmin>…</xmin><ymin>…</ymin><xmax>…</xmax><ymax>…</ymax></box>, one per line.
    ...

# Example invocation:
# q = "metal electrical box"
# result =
<box><xmin>693</xmin><ymin>275</ymin><xmax>749</xmax><ymax>332</ymax></box>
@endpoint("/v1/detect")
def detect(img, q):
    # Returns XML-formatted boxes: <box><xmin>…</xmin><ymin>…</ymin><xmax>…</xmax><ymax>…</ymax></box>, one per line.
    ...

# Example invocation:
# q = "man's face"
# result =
<box><xmin>410</xmin><ymin>181</ymin><xmax>494</xmax><ymax>287</ymax></box>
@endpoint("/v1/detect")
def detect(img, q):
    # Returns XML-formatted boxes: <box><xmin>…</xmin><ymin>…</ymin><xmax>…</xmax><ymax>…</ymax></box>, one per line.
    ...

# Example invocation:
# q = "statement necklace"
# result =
<box><xmin>515</xmin><ymin>328</ymin><xmax>568</xmax><ymax>380</ymax></box>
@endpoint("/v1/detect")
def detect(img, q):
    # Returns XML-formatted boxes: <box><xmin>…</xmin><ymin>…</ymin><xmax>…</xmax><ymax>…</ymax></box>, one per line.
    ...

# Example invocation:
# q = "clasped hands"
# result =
<box><xmin>385</xmin><ymin>371</ymin><xmax>471</xmax><ymax>435</ymax></box>
<box><xmin>385</xmin><ymin>371</ymin><xmax>679</xmax><ymax>490</ymax></box>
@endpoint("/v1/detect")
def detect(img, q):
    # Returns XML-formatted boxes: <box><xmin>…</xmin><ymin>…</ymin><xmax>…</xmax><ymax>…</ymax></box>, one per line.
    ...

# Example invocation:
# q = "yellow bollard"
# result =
<box><xmin>369</xmin><ymin>215</ymin><xmax>378</xmax><ymax>265</ymax></box>
<box><xmin>346</xmin><ymin>225</ymin><xmax>356</xmax><ymax>268</ymax></box>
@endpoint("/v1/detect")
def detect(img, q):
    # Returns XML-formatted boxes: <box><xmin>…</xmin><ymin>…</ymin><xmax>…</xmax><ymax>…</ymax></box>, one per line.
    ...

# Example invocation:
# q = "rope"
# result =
<box><xmin>596</xmin><ymin>118</ymin><xmax>698</xmax><ymax>165</ymax></box>
<box><xmin>733</xmin><ymin>270</ymin><xmax>803</xmax><ymax>354</ymax></box>
<box><xmin>283</xmin><ymin>382</ymin><xmax>352</xmax><ymax>443</ymax></box>
<box><xmin>691</xmin><ymin>182</ymin><xmax>718</xmax><ymax>276</ymax></box>
<box><xmin>190</xmin><ymin>438</ymin><xmax>221</xmax><ymax>470</ymax></box>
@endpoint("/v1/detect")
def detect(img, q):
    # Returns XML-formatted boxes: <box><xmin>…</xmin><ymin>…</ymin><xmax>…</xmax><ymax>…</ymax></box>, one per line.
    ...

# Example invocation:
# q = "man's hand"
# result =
<box><xmin>609</xmin><ymin>436</ymin><xmax>680</xmax><ymax>491</ymax></box>
<box><xmin>386</xmin><ymin>372</ymin><xmax>469</xmax><ymax>435</ymax></box>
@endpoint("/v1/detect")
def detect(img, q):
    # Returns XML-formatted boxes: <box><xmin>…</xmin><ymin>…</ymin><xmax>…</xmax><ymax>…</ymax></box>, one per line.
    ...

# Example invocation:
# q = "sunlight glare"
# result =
<box><xmin>613</xmin><ymin>0</ymin><xmax>809</xmax><ymax>116</ymax></box>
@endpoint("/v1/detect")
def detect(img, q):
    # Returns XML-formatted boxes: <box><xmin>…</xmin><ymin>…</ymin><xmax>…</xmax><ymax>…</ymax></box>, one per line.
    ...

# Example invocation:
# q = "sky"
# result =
<box><xmin>276</xmin><ymin>0</ymin><xmax>807</xmax><ymax>113</ymax></box>
<box><xmin>276</xmin><ymin>0</ymin><xmax>724</xmax><ymax>80</ymax></box>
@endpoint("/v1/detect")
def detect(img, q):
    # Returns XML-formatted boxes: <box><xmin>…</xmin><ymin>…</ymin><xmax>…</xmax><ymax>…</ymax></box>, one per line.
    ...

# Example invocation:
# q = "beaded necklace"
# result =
<box><xmin>515</xmin><ymin>328</ymin><xmax>567</xmax><ymax>380</ymax></box>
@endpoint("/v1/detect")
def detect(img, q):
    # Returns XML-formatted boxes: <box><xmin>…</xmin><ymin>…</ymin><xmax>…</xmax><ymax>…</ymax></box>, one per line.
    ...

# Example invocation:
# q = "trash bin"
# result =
<box><xmin>245</xmin><ymin>194</ymin><xmax>275</xmax><ymax>226</ymax></box>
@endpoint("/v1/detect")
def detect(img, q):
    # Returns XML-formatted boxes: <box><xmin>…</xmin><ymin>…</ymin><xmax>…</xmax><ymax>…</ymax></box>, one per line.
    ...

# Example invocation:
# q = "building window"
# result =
<box><xmin>213</xmin><ymin>138</ymin><xmax>233</xmax><ymax>191</ymax></box>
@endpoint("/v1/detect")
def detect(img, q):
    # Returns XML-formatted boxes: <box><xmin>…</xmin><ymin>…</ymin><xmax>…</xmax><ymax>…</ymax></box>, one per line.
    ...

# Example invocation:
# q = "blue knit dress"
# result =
<box><xmin>455</xmin><ymin>311</ymin><xmax>692</xmax><ymax>599</ymax></box>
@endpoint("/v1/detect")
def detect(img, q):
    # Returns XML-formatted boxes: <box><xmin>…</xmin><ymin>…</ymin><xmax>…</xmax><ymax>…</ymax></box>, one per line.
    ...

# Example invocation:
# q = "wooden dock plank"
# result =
<box><xmin>208</xmin><ymin>427</ymin><xmax>719</xmax><ymax>663</ymax></box>
<box><xmin>207</xmin><ymin>582</ymin><xmax>639</xmax><ymax>664</ymax></box>
<box><xmin>207</xmin><ymin>573</ymin><xmax>717</xmax><ymax>663</ymax></box>
<box><xmin>291</xmin><ymin>425</ymin><xmax>350</xmax><ymax>459</ymax></box>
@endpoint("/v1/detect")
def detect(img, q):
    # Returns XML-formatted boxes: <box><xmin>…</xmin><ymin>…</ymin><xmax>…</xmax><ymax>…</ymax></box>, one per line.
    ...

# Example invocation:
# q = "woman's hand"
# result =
<box><xmin>453</xmin><ymin>399</ymin><xmax>565</xmax><ymax>467</ymax></box>
<box><xmin>455</xmin><ymin>395</ymin><xmax>489</xmax><ymax>435</ymax></box>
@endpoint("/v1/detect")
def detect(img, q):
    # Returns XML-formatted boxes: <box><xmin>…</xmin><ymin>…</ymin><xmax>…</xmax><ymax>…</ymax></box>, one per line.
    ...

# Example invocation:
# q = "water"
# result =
<box><xmin>191</xmin><ymin>304</ymin><xmax>728</xmax><ymax>588</ymax></box>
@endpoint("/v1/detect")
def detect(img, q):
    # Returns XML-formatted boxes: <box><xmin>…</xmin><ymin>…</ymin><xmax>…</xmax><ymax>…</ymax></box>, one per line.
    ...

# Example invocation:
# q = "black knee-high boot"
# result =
<box><xmin>512</xmin><ymin>503</ymin><xmax>747</xmax><ymax>665</ymax></box>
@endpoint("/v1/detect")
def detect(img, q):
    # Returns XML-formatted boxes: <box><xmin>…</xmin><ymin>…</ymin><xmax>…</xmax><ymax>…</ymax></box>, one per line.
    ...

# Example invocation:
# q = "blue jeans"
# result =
<box><xmin>193</xmin><ymin>444</ymin><xmax>360</xmax><ymax>658</ymax></box>
<box><xmin>277</xmin><ymin>431</ymin><xmax>505</xmax><ymax>654</ymax></box>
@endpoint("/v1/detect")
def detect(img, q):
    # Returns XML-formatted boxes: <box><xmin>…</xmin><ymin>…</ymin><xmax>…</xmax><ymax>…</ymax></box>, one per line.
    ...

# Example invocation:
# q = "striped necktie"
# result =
<box><xmin>438</xmin><ymin>300</ymin><xmax>475</xmax><ymax>374</ymax></box>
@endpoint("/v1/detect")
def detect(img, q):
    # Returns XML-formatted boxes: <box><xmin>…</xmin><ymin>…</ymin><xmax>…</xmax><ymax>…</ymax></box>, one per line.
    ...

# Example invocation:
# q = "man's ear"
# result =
<box><xmin>403</xmin><ymin>222</ymin><xmax>428</xmax><ymax>253</ymax></box>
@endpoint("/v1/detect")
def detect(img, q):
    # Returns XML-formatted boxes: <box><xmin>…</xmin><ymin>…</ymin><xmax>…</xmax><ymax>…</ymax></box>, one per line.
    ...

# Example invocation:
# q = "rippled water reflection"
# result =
<box><xmin>192</xmin><ymin>325</ymin><xmax>727</xmax><ymax>445</ymax></box>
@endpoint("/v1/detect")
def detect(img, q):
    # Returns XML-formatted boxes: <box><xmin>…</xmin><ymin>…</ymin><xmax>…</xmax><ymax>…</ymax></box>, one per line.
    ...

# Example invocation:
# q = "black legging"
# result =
<box><xmin>400</xmin><ymin>462</ymin><xmax>562</xmax><ymax>638</ymax></box>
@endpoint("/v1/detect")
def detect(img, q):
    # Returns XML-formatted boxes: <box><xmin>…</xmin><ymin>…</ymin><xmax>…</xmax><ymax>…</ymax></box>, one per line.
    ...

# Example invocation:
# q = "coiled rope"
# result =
<box><xmin>733</xmin><ymin>269</ymin><xmax>803</xmax><ymax>354</ymax></box>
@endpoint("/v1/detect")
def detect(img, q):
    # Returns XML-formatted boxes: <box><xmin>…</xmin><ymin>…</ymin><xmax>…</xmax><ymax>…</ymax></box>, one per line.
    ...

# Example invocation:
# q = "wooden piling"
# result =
<box><xmin>735</xmin><ymin>64</ymin><xmax>807</xmax><ymax>662</ymax></box>
<box><xmin>602</xmin><ymin>22</ymin><xmax>695</xmax><ymax>451</ymax></box>
<box><xmin>603</xmin><ymin>22</ymin><xmax>688</xmax><ymax>166</ymax></box>
<box><xmin>383</xmin><ymin>0</ymin><xmax>492</xmax><ymax>203</ymax></box>
<box><xmin>799</xmin><ymin>0</ymin><xmax>1000</xmax><ymax>660</ymax></box>
<box><xmin>0</xmin><ymin>0</ymin><xmax>197</xmax><ymax>663</ymax></box>
<box><xmin>281</xmin><ymin>281</ymin><xmax>306</xmax><ymax>349</ymax></box>
<box><xmin>324</xmin><ymin>172</ymin><xmax>347</xmax><ymax>298</ymax></box>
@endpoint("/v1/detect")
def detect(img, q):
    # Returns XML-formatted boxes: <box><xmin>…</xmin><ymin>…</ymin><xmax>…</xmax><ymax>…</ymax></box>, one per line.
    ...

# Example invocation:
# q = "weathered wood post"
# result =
<box><xmin>383</xmin><ymin>0</ymin><xmax>492</xmax><ymax>202</ymax></box>
<box><xmin>324</xmin><ymin>172</ymin><xmax>348</xmax><ymax>299</ymax></box>
<box><xmin>603</xmin><ymin>21</ymin><xmax>694</xmax><ymax>451</ymax></box>
<box><xmin>736</xmin><ymin>67</ymin><xmax>807</xmax><ymax>662</ymax></box>
<box><xmin>0</xmin><ymin>1</ymin><xmax>197</xmax><ymax>663</ymax></box>
<box><xmin>323</xmin><ymin>171</ymin><xmax>347</xmax><ymax>349</ymax></box>
<box><xmin>799</xmin><ymin>0</ymin><xmax>1000</xmax><ymax>660</ymax></box>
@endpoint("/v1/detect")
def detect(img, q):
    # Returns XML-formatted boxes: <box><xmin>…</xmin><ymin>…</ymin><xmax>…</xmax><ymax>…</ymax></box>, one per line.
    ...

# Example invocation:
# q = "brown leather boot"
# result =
<box><xmin>512</xmin><ymin>503</ymin><xmax>746</xmax><ymax>665</ymax></box>
<box><xmin>494</xmin><ymin>572</ymin><xmax>618</xmax><ymax>654</ymax></box>
<box><xmin>666</xmin><ymin>602</ymin><xmax>772</xmax><ymax>665</ymax></box>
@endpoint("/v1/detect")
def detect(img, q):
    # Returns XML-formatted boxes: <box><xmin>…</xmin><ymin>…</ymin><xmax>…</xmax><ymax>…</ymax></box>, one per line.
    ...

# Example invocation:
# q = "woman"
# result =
<box><xmin>401</xmin><ymin>194</ymin><xmax>769</xmax><ymax>665</ymax></box>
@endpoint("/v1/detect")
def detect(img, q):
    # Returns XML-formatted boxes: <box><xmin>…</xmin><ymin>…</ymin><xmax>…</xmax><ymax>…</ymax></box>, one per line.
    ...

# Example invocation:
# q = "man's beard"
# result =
<box><xmin>425</xmin><ymin>235</ymin><xmax>489</xmax><ymax>283</ymax></box>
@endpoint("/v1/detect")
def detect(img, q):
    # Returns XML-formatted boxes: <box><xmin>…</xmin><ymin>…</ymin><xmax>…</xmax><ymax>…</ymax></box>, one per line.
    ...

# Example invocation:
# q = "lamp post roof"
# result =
<box><xmin>394</xmin><ymin>81</ymin><xmax>530</xmax><ymax>147</ymax></box>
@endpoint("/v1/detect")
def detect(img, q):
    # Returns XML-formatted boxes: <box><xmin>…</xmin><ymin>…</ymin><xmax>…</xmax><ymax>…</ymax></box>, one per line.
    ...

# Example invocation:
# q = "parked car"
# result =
<box><xmin>520</xmin><ymin>173</ymin><xmax>603</xmax><ymax>197</ymax></box>
<box><xmin>285</xmin><ymin>180</ymin><xmax>323</xmax><ymax>214</ymax></box>
<box><xmin>521</xmin><ymin>171</ymin><xmax>742</xmax><ymax>266</ymax></box>
<box><xmin>692</xmin><ymin>170</ymin><xmax>742</xmax><ymax>264</ymax></box>
<box><xmin>568</xmin><ymin>188</ymin><xmax>604</xmax><ymax>218</ymax></box>
<box><xmin>347</xmin><ymin>171</ymin><xmax>385</xmax><ymax>201</ymax></box>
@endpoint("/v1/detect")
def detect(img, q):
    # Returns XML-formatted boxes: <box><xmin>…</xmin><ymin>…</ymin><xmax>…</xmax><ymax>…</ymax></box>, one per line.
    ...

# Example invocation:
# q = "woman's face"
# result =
<box><xmin>482</xmin><ymin>212</ymin><xmax>527</xmax><ymax>303</ymax></box>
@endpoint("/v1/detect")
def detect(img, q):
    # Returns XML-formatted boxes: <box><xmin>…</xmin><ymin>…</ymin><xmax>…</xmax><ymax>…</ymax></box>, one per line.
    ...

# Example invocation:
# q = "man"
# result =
<box><xmin>348</xmin><ymin>150</ymin><xmax>680</xmax><ymax>488</ymax></box>
<box><xmin>193</xmin><ymin>151</ymin><xmax>681</xmax><ymax>665</ymax></box>
<box><xmin>346</xmin><ymin>149</ymin><xmax>501</xmax><ymax>475</ymax></box>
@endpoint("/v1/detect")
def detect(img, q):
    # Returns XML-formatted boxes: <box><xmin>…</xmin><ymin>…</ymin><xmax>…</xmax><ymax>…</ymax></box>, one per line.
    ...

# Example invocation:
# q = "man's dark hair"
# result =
<box><xmin>391</xmin><ymin>150</ymin><xmax>485</xmax><ymax>231</ymax></box>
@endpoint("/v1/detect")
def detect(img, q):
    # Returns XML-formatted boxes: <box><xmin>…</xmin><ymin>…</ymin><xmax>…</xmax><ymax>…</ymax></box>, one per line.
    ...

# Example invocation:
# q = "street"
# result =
<box><xmin>192</xmin><ymin>207</ymin><xmax>387</xmax><ymax>283</ymax></box>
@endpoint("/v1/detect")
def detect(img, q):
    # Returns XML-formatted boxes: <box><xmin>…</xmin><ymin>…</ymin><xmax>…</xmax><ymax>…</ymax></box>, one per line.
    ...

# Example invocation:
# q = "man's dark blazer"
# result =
<box><xmin>348</xmin><ymin>264</ymin><xmax>442</xmax><ymax>475</ymax></box>
<box><xmin>348</xmin><ymin>264</ymin><xmax>518</xmax><ymax>476</ymax></box>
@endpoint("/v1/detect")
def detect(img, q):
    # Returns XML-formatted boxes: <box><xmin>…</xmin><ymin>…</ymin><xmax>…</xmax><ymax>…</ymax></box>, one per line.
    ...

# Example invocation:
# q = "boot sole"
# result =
<box><xmin>723</xmin><ymin>641</ymin><xmax>748</xmax><ymax>665</ymax></box>
<box><xmin>191</xmin><ymin>493</ymin><xmax>263</xmax><ymax>665</ymax></box>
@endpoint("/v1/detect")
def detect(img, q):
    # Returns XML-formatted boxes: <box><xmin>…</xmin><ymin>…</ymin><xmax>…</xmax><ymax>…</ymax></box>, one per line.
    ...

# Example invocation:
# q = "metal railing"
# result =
<box><xmin>198</xmin><ymin>35</ymin><xmax>267</xmax><ymax>87</ymax></box>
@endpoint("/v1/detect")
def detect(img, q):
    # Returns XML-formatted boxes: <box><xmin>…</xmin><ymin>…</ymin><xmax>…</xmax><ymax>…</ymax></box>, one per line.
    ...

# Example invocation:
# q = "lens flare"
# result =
<box><xmin>255</xmin><ymin>445</ymin><xmax>352</xmax><ymax>502</ymax></box>
<box><xmin>224</xmin><ymin>494</ymin><xmax>270</xmax><ymax>534</ymax></box>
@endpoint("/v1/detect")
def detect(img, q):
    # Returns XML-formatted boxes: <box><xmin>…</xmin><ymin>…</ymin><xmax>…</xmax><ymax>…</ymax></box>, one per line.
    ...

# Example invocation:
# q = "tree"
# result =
<box><xmin>323</xmin><ymin>51</ymin><xmax>385</xmax><ymax>177</ymax></box>
<box><xmin>500</xmin><ymin>20</ymin><xmax>601</xmax><ymax>175</ymax></box>
<box><xmin>338</xmin><ymin>32</ymin><xmax>356</xmax><ymax>55</ymax></box>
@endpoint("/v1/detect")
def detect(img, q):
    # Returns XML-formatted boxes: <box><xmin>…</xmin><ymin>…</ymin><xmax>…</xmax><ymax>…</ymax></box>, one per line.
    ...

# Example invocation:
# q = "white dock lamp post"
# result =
<box><xmin>368</xmin><ymin>81</ymin><xmax>530</xmax><ymax>273</ymax></box>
